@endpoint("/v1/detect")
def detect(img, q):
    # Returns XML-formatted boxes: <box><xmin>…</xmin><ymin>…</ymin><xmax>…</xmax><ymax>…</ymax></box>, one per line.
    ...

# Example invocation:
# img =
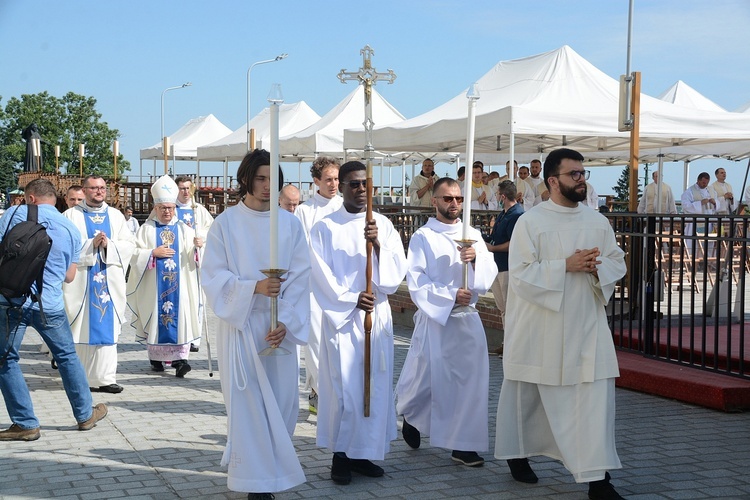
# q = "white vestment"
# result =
<box><xmin>582</xmin><ymin>182</ymin><xmax>599</xmax><ymax>209</ymax></box>
<box><xmin>126</xmin><ymin>219</ymin><xmax>201</xmax><ymax>349</ymax></box>
<box><xmin>309</xmin><ymin>208</ymin><xmax>407</xmax><ymax>460</ymax></box>
<box><xmin>711</xmin><ymin>180</ymin><xmax>735</xmax><ymax>214</ymax></box>
<box><xmin>63</xmin><ymin>203</ymin><xmax>136</xmax><ymax>386</ymax></box>
<box><xmin>681</xmin><ymin>183</ymin><xmax>717</xmax><ymax>236</ymax></box>
<box><xmin>637</xmin><ymin>182</ymin><xmax>677</xmax><ymax>214</ymax></box>
<box><xmin>495</xmin><ymin>200</ymin><xmax>626</xmax><ymax>482</ymax></box>
<box><xmin>295</xmin><ymin>192</ymin><xmax>343</xmax><ymax>394</ymax></box>
<box><xmin>514</xmin><ymin>178</ymin><xmax>535</xmax><ymax>210</ymax></box>
<box><xmin>527</xmin><ymin>176</ymin><xmax>547</xmax><ymax>206</ymax></box>
<box><xmin>409</xmin><ymin>172</ymin><xmax>440</xmax><ymax>207</ymax></box>
<box><xmin>396</xmin><ymin>218</ymin><xmax>497</xmax><ymax>452</ymax></box>
<box><xmin>201</xmin><ymin>203</ymin><xmax>310</xmax><ymax>493</ymax></box>
<box><xmin>467</xmin><ymin>183</ymin><xmax>498</xmax><ymax>211</ymax></box>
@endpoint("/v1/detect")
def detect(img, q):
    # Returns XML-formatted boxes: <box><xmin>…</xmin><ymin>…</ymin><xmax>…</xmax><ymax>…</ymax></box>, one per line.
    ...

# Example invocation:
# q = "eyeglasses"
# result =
<box><xmin>439</xmin><ymin>196</ymin><xmax>464</xmax><ymax>203</ymax></box>
<box><xmin>157</xmin><ymin>206</ymin><xmax>176</xmax><ymax>212</ymax></box>
<box><xmin>85</xmin><ymin>186</ymin><xmax>107</xmax><ymax>191</ymax></box>
<box><xmin>549</xmin><ymin>170</ymin><xmax>590</xmax><ymax>181</ymax></box>
<box><xmin>346</xmin><ymin>180</ymin><xmax>367</xmax><ymax>189</ymax></box>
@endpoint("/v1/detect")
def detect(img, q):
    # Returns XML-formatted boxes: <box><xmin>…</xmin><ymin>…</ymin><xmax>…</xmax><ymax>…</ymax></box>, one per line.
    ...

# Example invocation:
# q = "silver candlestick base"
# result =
<box><xmin>258</xmin><ymin>268</ymin><xmax>290</xmax><ymax>356</ymax></box>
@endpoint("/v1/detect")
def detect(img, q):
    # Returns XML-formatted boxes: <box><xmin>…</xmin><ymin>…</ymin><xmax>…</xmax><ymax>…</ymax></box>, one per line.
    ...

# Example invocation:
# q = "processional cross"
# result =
<box><xmin>337</xmin><ymin>46</ymin><xmax>396</xmax><ymax>418</ymax></box>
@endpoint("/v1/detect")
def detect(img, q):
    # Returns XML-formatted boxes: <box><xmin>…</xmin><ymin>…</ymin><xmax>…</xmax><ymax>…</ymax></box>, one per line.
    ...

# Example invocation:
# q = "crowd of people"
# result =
<box><xmin>1</xmin><ymin>147</ymin><xmax>638</xmax><ymax>500</ymax></box>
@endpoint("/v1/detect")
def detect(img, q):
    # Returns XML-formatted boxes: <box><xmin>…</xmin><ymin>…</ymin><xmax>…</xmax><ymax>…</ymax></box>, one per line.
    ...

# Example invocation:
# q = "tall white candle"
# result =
<box><xmin>79</xmin><ymin>143</ymin><xmax>85</xmax><ymax>157</ymax></box>
<box><xmin>113</xmin><ymin>140</ymin><xmax>119</xmax><ymax>156</ymax></box>
<box><xmin>268</xmin><ymin>84</ymin><xmax>283</xmax><ymax>269</ymax></box>
<box><xmin>54</xmin><ymin>145</ymin><xmax>60</xmax><ymax>158</ymax></box>
<box><xmin>462</xmin><ymin>84</ymin><xmax>480</xmax><ymax>239</ymax></box>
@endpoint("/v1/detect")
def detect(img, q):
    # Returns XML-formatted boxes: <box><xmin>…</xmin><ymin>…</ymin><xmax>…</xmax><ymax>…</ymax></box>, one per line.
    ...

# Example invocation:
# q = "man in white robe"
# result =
<box><xmin>174</xmin><ymin>176</ymin><xmax>213</xmax><ymax>352</ymax></box>
<box><xmin>711</xmin><ymin>167</ymin><xmax>735</xmax><ymax>214</ymax></box>
<box><xmin>396</xmin><ymin>177</ymin><xmax>497</xmax><ymax>467</ymax></box>
<box><xmin>681</xmin><ymin>172</ymin><xmax>717</xmax><ymax>236</ymax></box>
<box><xmin>515</xmin><ymin>166</ymin><xmax>535</xmax><ymax>211</ymax></box>
<box><xmin>63</xmin><ymin>175</ymin><xmax>136</xmax><ymax>394</ymax></box>
<box><xmin>309</xmin><ymin>161</ymin><xmax>407</xmax><ymax>485</ymax></box>
<box><xmin>295</xmin><ymin>156</ymin><xmax>342</xmax><ymax>415</ymax></box>
<box><xmin>528</xmin><ymin>159</ymin><xmax>549</xmax><ymax>206</ymax></box>
<box><xmin>409</xmin><ymin>158</ymin><xmax>440</xmax><ymax>207</ymax></box>
<box><xmin>127</xmin><ymin>176</ymin><xmax>202</xmax><ymax>377</ymax></box>
<box><xmin>465</xmin><ymin>162</ymin><xmax>497</xmax><ymax>210</ymax></box>
<box><xmin>201</xmin><ymin>149</ymin><xmax>310</xmax><ymax>498</ymax></box>
<box><xmin>279</xmin><ymin>184</ymin><xmax>301</xmax><ymax>213</ymax></box>
<box><xmin>637</xmin><ymin>172</ymin><xmax>677</xmax><ymax>214</ymax></box>
<box><xmin>495</xmin><ymin>148</ymin><xmax>627</xmax><ymax>500</ymax></box>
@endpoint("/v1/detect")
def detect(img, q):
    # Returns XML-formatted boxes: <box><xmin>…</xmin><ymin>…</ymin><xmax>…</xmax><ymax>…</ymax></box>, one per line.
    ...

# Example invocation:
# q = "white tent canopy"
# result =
<box><xmin>737</xmin><ymin>101</ymin><xmax>750</xmax><ymax>113</ymax></box>
<box><xmin>140</xmin><ymin>114</ymin><xmax>232</xmax><ymax>161</ymax></box>
<box><xmin>657</xmin><ymin>80</ymin><xmax>726</xmax><ymax>112</ymax></box>
<box><xmin>344</xmin><ymin>46</ymin><xmax>750</xmax><ymax>159</ymax></box>
<box><xmin>196</xmin><ymin>101</ymin><xmax>320</xmax><ymax>161</ymax></box>
<box><xmin>279</xmin><ymin>85</ymin><xmax>405</xmax><ymax>160</ymax></box>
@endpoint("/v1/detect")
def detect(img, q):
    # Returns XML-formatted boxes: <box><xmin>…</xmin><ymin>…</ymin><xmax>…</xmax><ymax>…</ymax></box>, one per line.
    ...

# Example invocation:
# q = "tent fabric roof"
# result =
<box><xmin>279</xmin><ymin>86</ymin><xmax>405</xmax><ymax>159</ymax></box>
<box><xmin>140</xmin><ymin>114</ymin><xmax>232</xmax><ymax>161</ymax></box>
<box><xmin>657</xmin><ymin>80</ymin><xmax>726</xmax><ymax>112</ymax></box>
<box><xmin>343</xmin><ymin>46</ymin><xmax>750</xmax><ymax>159</ymax></box>
<box><xmin>196</xmin><ymin>101</ymin><xmax>320</xmax><ymax>161</ymax></box>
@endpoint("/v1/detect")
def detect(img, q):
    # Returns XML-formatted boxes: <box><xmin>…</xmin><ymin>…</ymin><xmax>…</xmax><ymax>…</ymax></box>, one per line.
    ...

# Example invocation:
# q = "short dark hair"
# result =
<box><xmin>518</xmin><ymin>166</ymin><xmax>530</xmax><ymax>174</ymax></box>
<box><xmin>715</xmin><ymin>168</ymin><xmax>725</xmax><ymax>175</ymax></box>
<box><xmin>543</xmin><ymin>148</ymin><xmax>584</xmax><ymax>190</ymax></box>
<box><xmin>457</xmin><ymin>166</ymin><xmax>465</xmax><ymax>178</ymax></box>
<box><xmin>25</xmin><ymin>178</ymin><xmax>57</xmax><ymax>199</ymax></box>
<box><xmin>67</xmin><ymin>185</ymin><xmax>83</xmax><ymax>193</ymax></box>
<box><xmin>83</xmin><ymin>175</ymin><xmax>105</xmax><ymax>186</ymax></box>
<box><xmin>125</xmin><ymin>206</ymin><xmax>134</xmax><ymax>211</ymax></box>
<box><xmin>433</xmin><ymin>177</ymin><xmax>458</xmax><ymax>195</ymax></box>
<box><xmin>497</xmin><ymin>179</ymin><xmax>517</xmax><ymax>199</ymax></box>
<box><xmin>530</xmin><ymin>159</ymin><xmax>542</xmax><ymax>166</ymax></box>
<box><xmin>310</xmin><ymin>156</ymin><xmax>340</xmax><ymax>180</ymax></box>
<box><xmin>697</xmin><ymin>172</ymin><xmax>710</xmax><ymax>181</ymax></box>
<box><xmin>174</xmin><ymin>175</ymin><xmax>193</xmax><ymax>185</ymax></box>
<box><xmin>237</xmin><ymin>149</ymin><xmax>283</xmax><ymax>198</ymax></box>
<box><xmin>473</xmin><ymin>160</ymin><xmax>484</xmax><ymax>168</ymax></box>
<box><xmin>339</xmin><ymin>160</ymin><xmax>366</xmax><ymax>183</ymax></box>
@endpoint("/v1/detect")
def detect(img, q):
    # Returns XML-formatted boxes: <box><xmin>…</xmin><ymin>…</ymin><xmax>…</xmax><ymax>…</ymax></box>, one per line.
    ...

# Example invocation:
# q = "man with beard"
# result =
<box><xmin>396</xmin><ymin>177</ymin><xmax>497</xmax><ymax>467</ymax></box>
<box><xmin>310</xmin><ymin>161</ymin><xmax>407</xmax><ymax>485</ymax></box>
<box><xmin>528</xmin><ymin>159</ymin><xmax>549</xmax><ymax>206</ymax></box>
<box><xmin>494</xmin><ymin>148</ymin><xmax>627</xmax><ymax>500</ymax></box>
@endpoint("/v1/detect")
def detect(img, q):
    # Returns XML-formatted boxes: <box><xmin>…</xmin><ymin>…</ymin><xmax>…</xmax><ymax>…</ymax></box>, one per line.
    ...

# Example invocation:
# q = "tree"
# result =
<box><xmin>611</xmin><ymin>165</ymin><xmax>642</xmax><ymax>212</ymax></box>
<box><xmin>0</xmin><ymin>91</ymin><xmax>129</xmax><ymax>191</ymax></box>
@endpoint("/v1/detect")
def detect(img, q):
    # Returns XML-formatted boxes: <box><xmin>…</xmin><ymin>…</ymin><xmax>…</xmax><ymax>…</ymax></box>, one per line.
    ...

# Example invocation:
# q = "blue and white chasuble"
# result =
<box><xmin>155</xmin><ymin>221</ymin><xmax>180</xmax><ymax>344</ymax></box>
<box><xmin>84</xmin><ymin>210</ymin><xmax>115</xmax><ymax>344</ymax></box>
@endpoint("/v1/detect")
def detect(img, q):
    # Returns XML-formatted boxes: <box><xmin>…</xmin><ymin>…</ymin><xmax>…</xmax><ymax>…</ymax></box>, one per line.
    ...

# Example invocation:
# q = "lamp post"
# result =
<box><xmin>246</xmin><ymin>53</ymin><xmax>288</xmax><ymax>151</ymax></box>
<box><xmin>161</xmin><ymin>82</ymin><xmax>192</xmax><ymax>173</ymax></box>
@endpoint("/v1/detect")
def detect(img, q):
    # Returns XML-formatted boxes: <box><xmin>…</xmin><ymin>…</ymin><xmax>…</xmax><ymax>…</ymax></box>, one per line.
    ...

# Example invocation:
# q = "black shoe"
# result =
<box><xmin>91</xmin><ymin>384</ymin><xmax>124</xmax><ymax>394</ymax></box>
<box><xmin>331</xmin><ymin>452</ymin><xmax>352</xmax><ymax>485</ymax></box>
<box><xmin>190</xmin><ymin>344</ymin><xmax>199</xmax><ymax>352</ymax></box>
<box><xmin>150</xmin><ymin>360</ymin><xmax>165</xmax><ymax>372</ymax></box>
<box><xmin>350</xmin><ymin>458</ymin><xmax>384</xmax><ymax>477</ymax></box>
<box><xmin>175</xmin><ymin>362</ymin><xmax>192</xmax><ymax>378</ymax></box>
<box><xmin>589</xmin><ymin>472</ymin><xmax>624</xmax><ymax>500</ymax></box>
<box><xmin>507</xmin><ymin>458</ymin><xmax>539</xmax><ymax>483</ymax></box>
<box><xmin>451</xmin><ymin>450</ymin><xmax>484</xmax><ymax>467</ymax></box>
<box><xmin>402</xmin><ymin>418</ymin><xmax>420</xmax><ymax>449</ymax></box>
<box><xmin>51</xmin><ymin>359</ymin><xmax>58</xmax><ymax>370</ymax></box>
<box><xmin>247</xmin><ymin>494</ymin><xmax>275</xmax><ymax>500</ymax></box>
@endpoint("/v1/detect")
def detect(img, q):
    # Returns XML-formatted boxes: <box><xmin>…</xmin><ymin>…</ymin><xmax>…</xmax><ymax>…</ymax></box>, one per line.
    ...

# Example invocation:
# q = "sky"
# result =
<box><xmin>1</xmin><ymin>0</ymin><xmax>750</xmax><ymax>198</ymax></box>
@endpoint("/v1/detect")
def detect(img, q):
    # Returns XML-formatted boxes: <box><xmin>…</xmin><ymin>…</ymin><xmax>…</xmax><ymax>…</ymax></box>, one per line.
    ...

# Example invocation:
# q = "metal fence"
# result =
<box><xmin>380</xmin><ymin>206</ymin><xmax>750</xmax><ymax>380</ymax></box>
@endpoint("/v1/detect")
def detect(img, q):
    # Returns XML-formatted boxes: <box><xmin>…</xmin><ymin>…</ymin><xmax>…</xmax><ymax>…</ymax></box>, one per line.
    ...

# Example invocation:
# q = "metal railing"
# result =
<box><xmin>380</xmin><ymin>207</ymin><xmax>750</xmax><ymax>380</ymax></box>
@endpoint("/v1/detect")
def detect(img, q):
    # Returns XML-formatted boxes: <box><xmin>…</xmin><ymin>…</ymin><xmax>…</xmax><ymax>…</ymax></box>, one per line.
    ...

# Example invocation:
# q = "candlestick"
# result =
<box><xmin>462</xmin><ymin>83</ymin><xmax>480</xmax><ymax>239</ymax></box>
<box><xmin>55</xmin><ymin>145</ymin><xmax>60</xmax><ymax>174</ymax></box>
<box><xmin>268</xmin><ymin>83</ymin><xmax>283</xmax><ymax>270</ymax></box>
<box><xmin>79</xmin><ymin>143</ymin><xmax>85</xmax><ymax>177</ymax></box>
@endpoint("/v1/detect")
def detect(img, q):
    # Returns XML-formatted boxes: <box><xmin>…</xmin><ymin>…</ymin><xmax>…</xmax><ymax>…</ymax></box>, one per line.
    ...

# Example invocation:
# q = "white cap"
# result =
<box><xmin>151</xmin><ymin>175</ymin><xmax>178</xmax><ymax>204</ymax></box>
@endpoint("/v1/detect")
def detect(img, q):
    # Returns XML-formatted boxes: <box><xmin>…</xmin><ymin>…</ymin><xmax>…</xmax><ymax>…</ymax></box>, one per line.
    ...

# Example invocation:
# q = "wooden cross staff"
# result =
<box><xmin>337</xmin><ymin>45</ymin><xmax>396</xmax><ymax>417</ymax></box>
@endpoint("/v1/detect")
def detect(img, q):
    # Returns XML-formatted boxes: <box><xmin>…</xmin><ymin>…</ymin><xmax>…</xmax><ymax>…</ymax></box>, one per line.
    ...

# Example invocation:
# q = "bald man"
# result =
<box><xmin>280</xmin><ymin>184</ymin><xmax>301</xmax><ymax>214</ymax></box>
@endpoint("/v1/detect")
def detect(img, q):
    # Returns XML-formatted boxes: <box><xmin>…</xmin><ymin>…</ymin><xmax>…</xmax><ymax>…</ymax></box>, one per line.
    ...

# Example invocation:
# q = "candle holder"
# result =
<box><xmin>258</xmin><ymin>268</ymin><xmax>290</xmax><ymax>356</ymax></box>
<box><xmin>452</xmin><ymin>238</ymin><xmax>477</xmax><ymax>314</ymax></box>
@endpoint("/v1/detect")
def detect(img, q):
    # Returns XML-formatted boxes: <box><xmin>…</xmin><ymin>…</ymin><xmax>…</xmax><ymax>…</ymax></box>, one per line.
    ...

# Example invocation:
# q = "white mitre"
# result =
<box><xmin>151</xmin><ymin>175</ymin><xmax>178</xmax><ymax>204</ymax></box>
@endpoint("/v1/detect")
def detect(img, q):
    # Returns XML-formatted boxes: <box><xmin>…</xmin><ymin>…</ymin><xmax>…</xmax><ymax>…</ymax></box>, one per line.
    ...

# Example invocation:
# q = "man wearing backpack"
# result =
<box><xmin>0</xmin><ymin>179</ymin><xmax>107</xmax><ymax>441</ymax></box>
<box><xmin>63</xmin><ymin>175</ymin><xmax>136</xmax><ymax>394</ymax></box>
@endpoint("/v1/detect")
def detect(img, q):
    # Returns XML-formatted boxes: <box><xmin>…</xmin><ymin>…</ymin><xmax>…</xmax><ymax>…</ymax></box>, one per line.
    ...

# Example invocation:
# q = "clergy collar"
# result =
<box><xmin>82</xmin><ymin>201</ymin><xmax>108</xmax><ymax>213</ymax></box>
<box><xmin>545</xmin><ymin>199</ymin><xmax>583</xmax><ymax>213</ymax></box>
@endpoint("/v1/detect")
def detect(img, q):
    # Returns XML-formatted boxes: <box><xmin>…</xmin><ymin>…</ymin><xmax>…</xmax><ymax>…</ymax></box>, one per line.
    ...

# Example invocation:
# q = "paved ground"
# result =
<box><xmin>1</xmin><ymin>309</ymin><xmax>749</xmax><ymax>500</ymax></box>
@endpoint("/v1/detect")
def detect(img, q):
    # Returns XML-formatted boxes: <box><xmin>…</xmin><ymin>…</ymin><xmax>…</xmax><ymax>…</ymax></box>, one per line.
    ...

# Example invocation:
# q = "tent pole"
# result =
<box><xmin>401</xmin><ymin>159</ymin><xmax>406</xmax><ymax>207</ymax></box>
<box><xmin>656</xmin><ymin>153</ymin><xmax>664</xmax><ymax>212</ymax></box>
<box><xmin>628</xmin><ymin>71</ymin><xmax>641</xmax><ymax>212</ymax></box>
<box><xmin>683</xmin><ymin>160</ymin><xmax>690</xmax><ymax>192</ymax></box>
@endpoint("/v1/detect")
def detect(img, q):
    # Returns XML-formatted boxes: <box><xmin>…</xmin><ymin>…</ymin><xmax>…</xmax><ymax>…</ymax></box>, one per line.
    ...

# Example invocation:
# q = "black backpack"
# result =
<box><xmin>0</xmin><ymin>204</ymin><xmax>53</xmax><ymax>314</ymax></box>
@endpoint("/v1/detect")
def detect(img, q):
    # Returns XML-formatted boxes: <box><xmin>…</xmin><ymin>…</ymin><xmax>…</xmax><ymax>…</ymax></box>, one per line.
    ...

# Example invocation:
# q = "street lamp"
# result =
<box><xmin>246</xmin><ymin>53</ymin><xmax>288</xmax><ymax>150</ymax></box>
<box><xmin>160</xmin><ymin>82</ymin><xmax>192</xmax><ymax>143</ymax></box>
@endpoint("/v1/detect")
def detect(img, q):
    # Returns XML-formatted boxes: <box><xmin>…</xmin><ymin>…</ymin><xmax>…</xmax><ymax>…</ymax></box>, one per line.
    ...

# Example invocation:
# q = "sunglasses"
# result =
<box><xmin>345</xmin><ymin>180</ymin><xmax>368</xmax><ymax>189</ymax></box>
<box><xmin>439</xmin><ymin>196</ymin><xmax>464</xmax><ymax>203</ymax></box>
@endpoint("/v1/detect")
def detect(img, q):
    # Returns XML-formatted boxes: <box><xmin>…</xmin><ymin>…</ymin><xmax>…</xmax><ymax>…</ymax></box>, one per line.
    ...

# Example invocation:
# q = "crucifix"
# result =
<box><xmin>337</xmin><ymin>45</ymin><xmax>396</xmax><ymax>418</ymax></box>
